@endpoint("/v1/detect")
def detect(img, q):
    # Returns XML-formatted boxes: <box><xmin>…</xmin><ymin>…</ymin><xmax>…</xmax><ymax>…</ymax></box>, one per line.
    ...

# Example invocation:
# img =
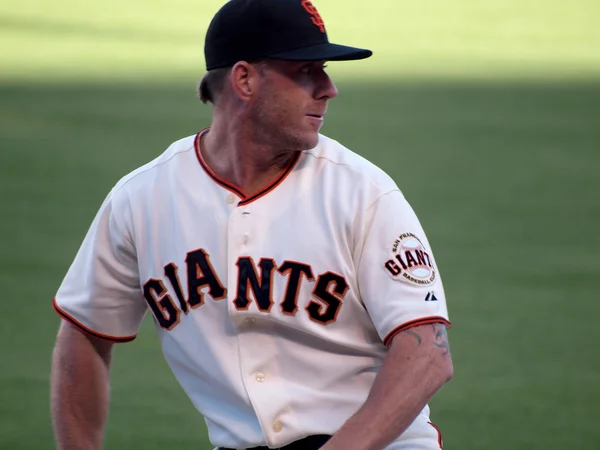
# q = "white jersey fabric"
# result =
<box><xmin>54</xmin><ymin>131</ymin><xmax>450</xmax><ymax>449</ymax></box>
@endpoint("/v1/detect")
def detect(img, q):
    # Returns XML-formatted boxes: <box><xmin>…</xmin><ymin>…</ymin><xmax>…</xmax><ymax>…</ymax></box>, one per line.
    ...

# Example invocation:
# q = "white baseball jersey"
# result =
<box><xmin>54</xmin><ymin>130</ymin><xmax>450</xmax><ymax>449</ymax></box>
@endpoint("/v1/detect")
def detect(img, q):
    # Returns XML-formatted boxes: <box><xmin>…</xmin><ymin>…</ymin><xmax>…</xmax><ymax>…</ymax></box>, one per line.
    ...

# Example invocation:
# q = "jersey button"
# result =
<box><xmin>245</xmin><ymin>317</ymin><xmax>255</xmax><ymax>324</ymax></box>
<box><xmin>227</xmin><ymin>194</ymin><xmax>235</xmax><ymax>204</ymax></box>
<box><xmin>272</xmin><ymin>421</ymin><xmax>283</xmax><ymax>433</ymax></box>
<box><xmin>255</xmin><ymin>373</ymin><xmax>265</xmax><ymax>382</ymax></box>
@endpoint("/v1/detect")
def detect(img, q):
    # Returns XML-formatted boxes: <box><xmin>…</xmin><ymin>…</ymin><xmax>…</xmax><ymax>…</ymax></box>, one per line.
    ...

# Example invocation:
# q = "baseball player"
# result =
<box><xmin>51</xmin><ymin>1</ymin><xmax>453</xmax><ymax>449</ymax></box>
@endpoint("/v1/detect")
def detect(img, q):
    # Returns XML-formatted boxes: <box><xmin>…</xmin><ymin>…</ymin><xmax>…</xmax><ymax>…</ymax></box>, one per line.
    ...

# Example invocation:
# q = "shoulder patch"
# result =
<box><xmin>384</xmin><ymin>233</ymin><xmax>436</xmax><ymax>285</ymax></box>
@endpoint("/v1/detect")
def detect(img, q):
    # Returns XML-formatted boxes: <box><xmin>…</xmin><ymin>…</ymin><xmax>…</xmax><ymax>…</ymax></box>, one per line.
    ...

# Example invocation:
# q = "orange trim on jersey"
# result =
<box><xmin>194</xmin><ymin>129</ymin><xmax>302</xmax><ymax>206</ymax></box>
<box><xmin>239</xmin><ymin>152</ymin><xmax>301</xmax><ymax>206</ymax></box>
<box><xmin>52</xmin><ymin>297</ymin><xmax>136</xmax><ymax>343</ymax></box>
<box><xmin>427</xmin><ymin>421</ymin><xmax>444</xmax><ymax>450</ymax></box>
<box><xmin>383</xmin><ymin>316</ymin><xmax>451</xmax><ymax>347</ymax></box>
<box><xmin>194</xmin><ymin>130</ymin><xmax>245</xmax><ymax>198</ymax></box>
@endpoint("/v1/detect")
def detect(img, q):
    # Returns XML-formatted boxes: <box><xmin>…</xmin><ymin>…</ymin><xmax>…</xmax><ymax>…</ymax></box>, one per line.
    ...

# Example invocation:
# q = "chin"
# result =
<box><xmin>280</xmin><ymin>130</ymin><xmax>319</xmax><ymax>151</ymax></box>
<box><xmin>300</xmin><ymin>131</ymin><xmax>320</xmax><ymax>150</ymax></box>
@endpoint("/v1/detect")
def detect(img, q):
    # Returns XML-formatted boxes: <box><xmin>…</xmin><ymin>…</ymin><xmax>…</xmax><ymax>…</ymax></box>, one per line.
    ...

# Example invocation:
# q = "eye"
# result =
<box><xmin>300</xmin><ymin>63</ymin><xmax>328</xmax><ymax>75</ymax></box>
<box><xmin>300</xmin><ymin>65</ymin><xmax>312</xmax><ymax>74</ymax></box>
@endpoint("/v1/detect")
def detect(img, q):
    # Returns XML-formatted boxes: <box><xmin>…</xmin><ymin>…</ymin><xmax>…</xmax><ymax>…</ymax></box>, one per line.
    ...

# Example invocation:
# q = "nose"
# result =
<box><xmin>316</xmin><ymin>72</ymin><xmax>338</xmax><ymax>100</ymax></box>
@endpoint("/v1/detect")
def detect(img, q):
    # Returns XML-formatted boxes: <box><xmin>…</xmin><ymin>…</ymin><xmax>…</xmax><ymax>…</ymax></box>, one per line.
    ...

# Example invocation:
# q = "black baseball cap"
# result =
<box><xmin>204</xmin><ymin>0</ymin><xmax>373</xmax><ymax>70</ymax></box>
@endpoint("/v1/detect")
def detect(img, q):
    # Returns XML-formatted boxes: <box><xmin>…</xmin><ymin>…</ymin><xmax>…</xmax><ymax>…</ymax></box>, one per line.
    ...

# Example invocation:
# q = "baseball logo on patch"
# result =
<box><xmin>384</xmin><ymin>233</ymin><xmax>436</xmax><ymax>285</ymax></box>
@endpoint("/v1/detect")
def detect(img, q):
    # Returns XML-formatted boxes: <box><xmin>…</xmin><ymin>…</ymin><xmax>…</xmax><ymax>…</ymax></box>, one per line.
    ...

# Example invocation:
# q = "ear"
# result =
<box><xmin>230</xmin><ymin>61</ymin><xmax>262</xmax><ymax>102</ymax></box>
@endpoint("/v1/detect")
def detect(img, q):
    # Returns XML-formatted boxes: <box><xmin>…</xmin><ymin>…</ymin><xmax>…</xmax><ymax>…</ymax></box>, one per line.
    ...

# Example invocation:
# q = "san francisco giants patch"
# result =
<box><xmin>384</xmin><ymin>233</ymin><xmax>436</xmax><ymax>285</ymax></box>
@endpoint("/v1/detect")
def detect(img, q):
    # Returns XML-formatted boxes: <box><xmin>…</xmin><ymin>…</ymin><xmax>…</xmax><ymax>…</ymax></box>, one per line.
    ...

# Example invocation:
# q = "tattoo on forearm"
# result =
<box><xmin>432</xmin><ymin>324</ymin><xmax>450</xmax><ymax>356</ymax></box>
<box><xmin>403</xmin><ymin>328</ymin><xmax>422</xmax><ymax>345</ymax></box>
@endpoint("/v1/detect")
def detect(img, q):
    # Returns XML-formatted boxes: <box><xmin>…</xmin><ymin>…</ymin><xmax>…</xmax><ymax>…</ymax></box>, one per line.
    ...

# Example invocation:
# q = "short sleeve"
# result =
<box><xmin>357</xmin><ymin>189</ymin><xmax>450</xmax><ymax>346</ymax></box>
<box><xmin>53</xmin><ymin>190</ymin><xmax>147</xmax><ymax>342</ymax></box>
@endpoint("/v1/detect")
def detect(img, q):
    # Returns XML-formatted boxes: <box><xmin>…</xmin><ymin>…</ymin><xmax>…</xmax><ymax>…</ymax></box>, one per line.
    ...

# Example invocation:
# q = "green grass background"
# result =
<box><xmin>1</xmin><ymin>0</ymin><xmax>599</xmax><ymax>448</ymax></box>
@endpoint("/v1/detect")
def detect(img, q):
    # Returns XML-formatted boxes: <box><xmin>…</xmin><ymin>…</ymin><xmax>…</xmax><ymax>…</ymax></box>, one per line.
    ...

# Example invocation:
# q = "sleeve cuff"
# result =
<box><xmin>383</xmin><ymin>316</ymin><xmax>451</xmax><ymax>347</ymax></box>
<box><xmin>53</xmin><ymin>297</ymin><xmax>137</xmax><ymax>343</ymax></box>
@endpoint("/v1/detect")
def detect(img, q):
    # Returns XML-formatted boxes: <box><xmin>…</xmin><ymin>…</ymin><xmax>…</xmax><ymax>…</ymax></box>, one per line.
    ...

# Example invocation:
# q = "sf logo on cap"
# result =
<box><xmin>301</xmin><ymin>0</ymin><xmax>325</xmax><ymax>33</ymax></box>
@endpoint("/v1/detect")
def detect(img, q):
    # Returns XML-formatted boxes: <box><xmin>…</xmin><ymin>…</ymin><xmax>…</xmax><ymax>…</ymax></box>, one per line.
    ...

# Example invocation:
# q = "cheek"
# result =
<box><xmin>270</xmin><ymin>98</ymin><xmax>302</xmax><ymax>125</ymax></box>
<box><xmin>255</xmin><ymin>85</ymin><xmax>305</xmax><ymax>128</ymax></box>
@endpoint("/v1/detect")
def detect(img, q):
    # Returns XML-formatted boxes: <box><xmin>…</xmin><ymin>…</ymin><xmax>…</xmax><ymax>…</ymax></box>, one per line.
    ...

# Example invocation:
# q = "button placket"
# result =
<box><xmin>226</xmin><ymin>207</ymin><xmax>244</xmax><ymax>316</ymax></box>
<box><xmin>240</xmin><ymin>208</ymin><xmax>250</xmax><ymax>246</ymax></box>
<box><xmin>227</xmin><ymin>204</ymin><xmax>289</xmax><ymax>446</ymax></box>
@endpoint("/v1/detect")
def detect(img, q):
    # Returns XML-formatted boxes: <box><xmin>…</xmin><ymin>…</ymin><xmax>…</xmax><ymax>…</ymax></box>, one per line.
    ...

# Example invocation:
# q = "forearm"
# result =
<box><xmin>51</xmin><ymin>322</ymin><xmax>113</xmax><ymax>450</ymax></box>
<box><xmin>322</xmin><ymin>324</ymin><xmax>453</xmax><ymax>450</ymax></box>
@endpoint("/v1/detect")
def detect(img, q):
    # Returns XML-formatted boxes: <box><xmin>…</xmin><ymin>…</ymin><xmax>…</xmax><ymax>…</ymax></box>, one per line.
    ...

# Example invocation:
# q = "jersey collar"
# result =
<box><xmin>194</xmin><ymin>129</ymin><xmax>301</xmax><ymax>206</ymax></box>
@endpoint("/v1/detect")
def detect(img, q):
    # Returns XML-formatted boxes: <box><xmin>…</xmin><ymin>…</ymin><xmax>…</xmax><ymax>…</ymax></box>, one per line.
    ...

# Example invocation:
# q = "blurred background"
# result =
<box><xmin>1</xmin><ymin>0</ymin><xmax>599</xmax><ymax>448</ymax></box>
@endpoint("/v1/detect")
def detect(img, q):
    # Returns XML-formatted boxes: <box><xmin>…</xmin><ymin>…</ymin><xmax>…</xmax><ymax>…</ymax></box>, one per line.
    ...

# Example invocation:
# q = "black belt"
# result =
<box><xmin>219</xmin><ymin>434</ymin><xmax>331</xmax><ymax>450</ymax></box>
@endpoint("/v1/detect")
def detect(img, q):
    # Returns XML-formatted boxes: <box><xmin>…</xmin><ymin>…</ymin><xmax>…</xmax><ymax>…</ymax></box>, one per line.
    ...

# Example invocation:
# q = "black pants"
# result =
<box><xmin>219</xmin><ymin>434</ymin><xmax>331</xmax><ymax>450</ymax></box>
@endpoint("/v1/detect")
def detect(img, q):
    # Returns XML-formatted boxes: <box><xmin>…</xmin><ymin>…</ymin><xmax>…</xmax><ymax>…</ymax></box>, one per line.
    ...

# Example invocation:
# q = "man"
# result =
<box><xmin>51</xmin><ymin>0</ymin><xmax>453</xmax><ymax>449</ymax></box>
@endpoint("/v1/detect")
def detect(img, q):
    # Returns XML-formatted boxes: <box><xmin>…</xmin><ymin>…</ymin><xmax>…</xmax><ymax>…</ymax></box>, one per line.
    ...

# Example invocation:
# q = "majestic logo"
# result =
<box><xmin>425</xmin><ymin>291</ymin><xmax>438</xmax><ymax>301</ymax></box>
<box><xmin>301</xmin><ymin>0</ymin><xmax>326</xmax><ymax>33</ymax></box>
<box><xmin>384</xmin><ymin>233</ymin><xmax>436</xmax><ymax>285</ymax></box>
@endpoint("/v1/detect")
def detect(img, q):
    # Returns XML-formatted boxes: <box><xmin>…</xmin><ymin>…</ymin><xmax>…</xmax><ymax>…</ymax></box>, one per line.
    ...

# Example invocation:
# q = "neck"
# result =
<box><xmin>201</xmin><ymin>113</ymin><xmax>296</xmax><ymax>197</ymax></box>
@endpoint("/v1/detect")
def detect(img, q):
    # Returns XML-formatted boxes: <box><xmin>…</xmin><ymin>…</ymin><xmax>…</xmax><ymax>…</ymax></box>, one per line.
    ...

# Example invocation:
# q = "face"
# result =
<box><xmin>249</xmin><ymin>60</ymin><xmax>338</xmax><ymax>151</ymax></box>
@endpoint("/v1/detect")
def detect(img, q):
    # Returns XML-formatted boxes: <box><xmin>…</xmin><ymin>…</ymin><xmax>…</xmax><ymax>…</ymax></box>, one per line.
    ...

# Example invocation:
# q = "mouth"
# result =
<box><xmin>306</xmin><ymin>113</ymin><xmax>325</xmax><ymax>120</ymax></box>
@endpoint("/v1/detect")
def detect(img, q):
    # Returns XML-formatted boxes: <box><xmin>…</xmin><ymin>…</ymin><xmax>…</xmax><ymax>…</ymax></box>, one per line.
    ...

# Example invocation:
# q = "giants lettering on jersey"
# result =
<box><xmin>384</xmin><ymin>232</ymin><xmax>436</xmax><ymax>285</ymax></box>
<box><xmin>142</xmin><ymin>249</ymin><xmax>349</xmax><ymax>330</ymax></box>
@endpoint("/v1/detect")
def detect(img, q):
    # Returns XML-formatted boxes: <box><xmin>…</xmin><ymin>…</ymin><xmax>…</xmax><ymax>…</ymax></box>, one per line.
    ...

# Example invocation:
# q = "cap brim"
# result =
<box><xmin>267</xmin><ymin>42</ymin><xmax>372</xmax><ymax>62</ymax></box>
